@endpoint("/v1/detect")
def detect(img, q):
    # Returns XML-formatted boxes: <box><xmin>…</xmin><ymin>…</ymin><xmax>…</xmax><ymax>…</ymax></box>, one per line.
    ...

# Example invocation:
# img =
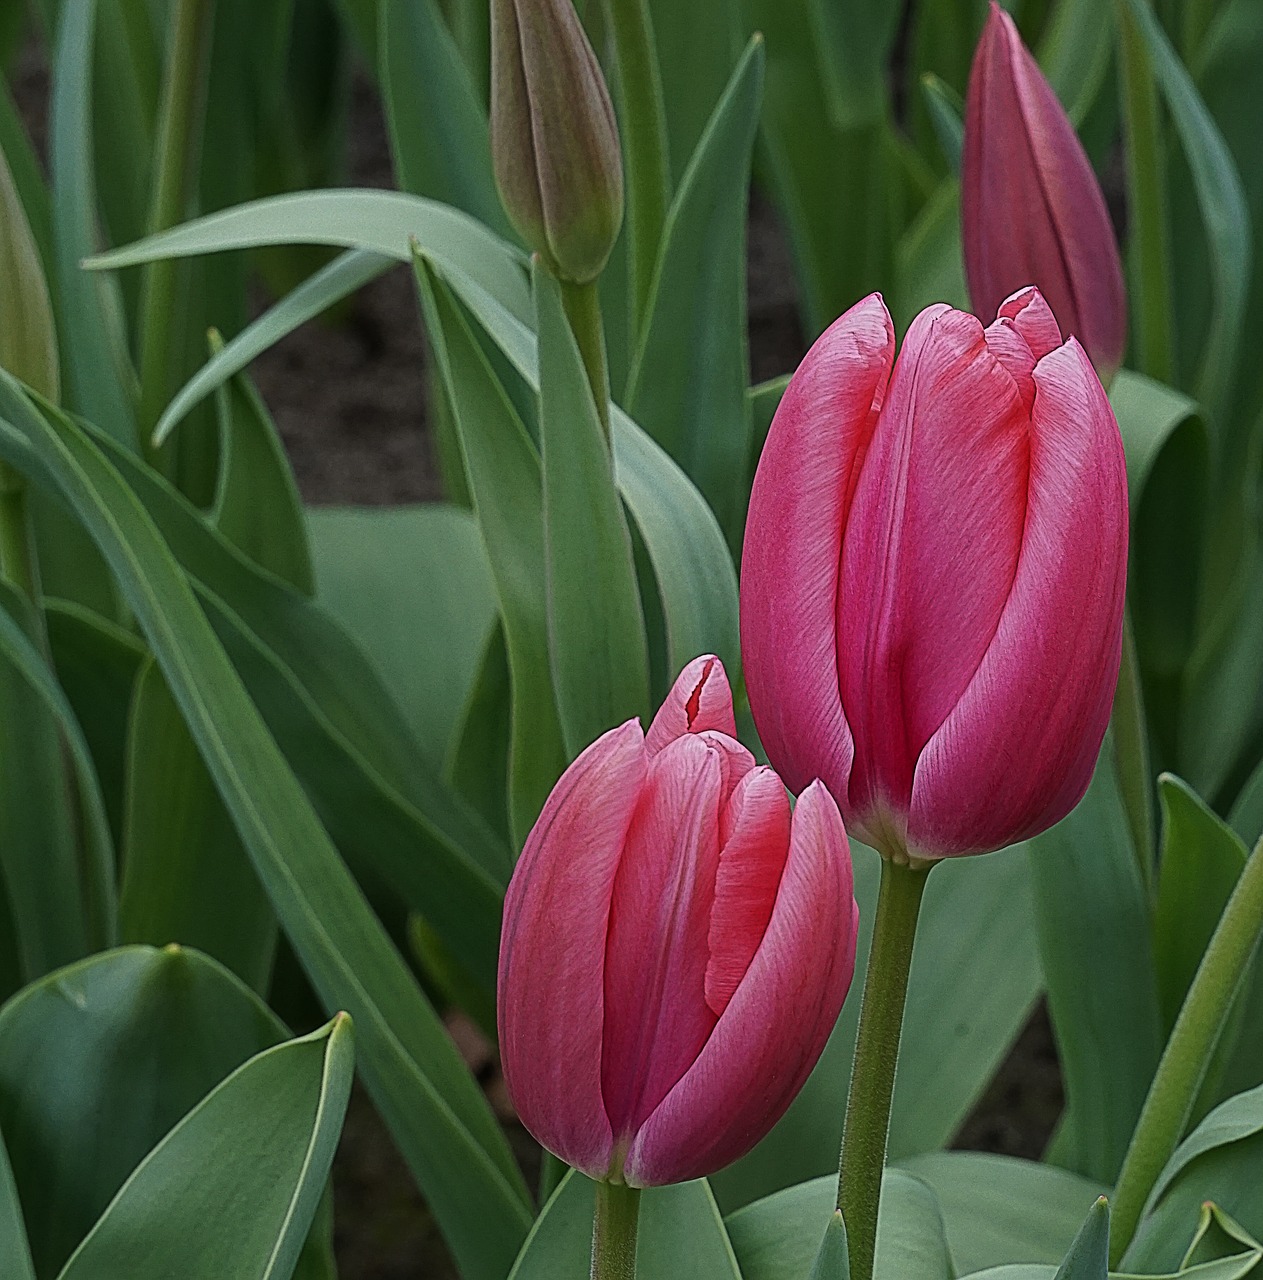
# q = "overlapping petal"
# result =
<box><xmin>624</xmin><ymin>783</ymin><xmax>857</xmax><ymax>1186</ymax></box>
<box><xmin>741</xmin><ymin>293</ymin><xmax>895</xmax><ymax>802</ymax></box>
<box><xmin>909</xmin><ymin>339</ymin><xmax>1127</xmax><ymax>854</ymax></box>
<box><xmin>497</xmin><ymin>719</ymin><xmax>645</xmax><ymax>1178</ymax></box>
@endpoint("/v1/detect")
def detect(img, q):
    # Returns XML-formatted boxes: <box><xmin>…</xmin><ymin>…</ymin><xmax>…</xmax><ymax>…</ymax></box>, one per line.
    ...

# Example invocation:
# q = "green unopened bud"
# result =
<box><xmin>490</xmin><ymin>0</ymin><xmax>624</xmax><ymax>284</ymax></box>
<box><xmin>0</xmin><ymin>144</ymin><xmax>58</xmax><ymax>403</ymax></box>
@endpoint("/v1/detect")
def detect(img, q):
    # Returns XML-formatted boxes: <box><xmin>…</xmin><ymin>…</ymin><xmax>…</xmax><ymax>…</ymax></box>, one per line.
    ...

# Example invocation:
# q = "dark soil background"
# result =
<box><xmin>10</xmin><ymin>43</ymin><xmax>1064</xmax><ymax>1280</ymax></box>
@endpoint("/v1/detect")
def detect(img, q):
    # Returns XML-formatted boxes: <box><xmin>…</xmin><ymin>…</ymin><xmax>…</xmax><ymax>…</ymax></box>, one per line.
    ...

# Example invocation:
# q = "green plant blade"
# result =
<box><xmin>535</xmin><ymin>264</ymin><xmax>650</xmax><ymax>755</ymax></box>
<box><xmin>57</xmin><ymin>1014</ymin><xmax>353</xmax><ymax>1280</ymax></box>
<box><xmin>0</xmin><ymin>379</ymin><xmax>533</xmax><ymax>1278</ymax></box>
<box><xmin>121</xmin><ymin>658</ymin><xmax>278</xmax><ymax>993</ymax></box>
<box><xmin>807</xmin><ymin>0</ymin><xmax>900</xmax><ymax>131</ymax></box>
<box><xmin>1054</xmin><ymin>1199</ymin><xmax>1110</xmax><ymax>1280</ymax></box>
<box><xmin>809</xmin><ymin>1211</ymin><xmax>849</xmax><ymax>1280</ymax></box>
<box><xmin>1028</xmin><ymin>747</ymin><xmax>1163</xmax><ymax>1184</ymax></box>
<box><xmin>0</xmin><ymin>946</ymin><xmax>314</xmax><ymax>1275</ymax></box>
<box><xmin>509</xmin><ymin>1172</ymin><xmax>742</xmax><ymax>1280</ymax></box>
<box><xmin>379</xmin><ymin>0</ymin><xmax>508</xmax><ymax>234</ymax></box>
<box><xmin>416</xmin><ymin>262</ymin><xmax>566</xmax><ymax>845</ymax></box>
<box><xmin>307</xmin><ymin>505</ymin><xmax>498</xmax><ymax>773</ymax></box>
<box><xmin>724</xmin><ymin>1170</ymin><xmax>951</xmax><ymax>1280</ymax></box>
<box><xmin>0</xmin><ymin>1129</ymin><xmax>33</xmax><ymax>1280</ymax></box>
<box><xmin>898</xmin><ymin>1152</ymin><xmax>1107</xmax><ymax>1277</ymax></box>
<box><xmin>625</xmin><ymin>35</ymin><xmax>763</xmax><ymax>541</ymax></box>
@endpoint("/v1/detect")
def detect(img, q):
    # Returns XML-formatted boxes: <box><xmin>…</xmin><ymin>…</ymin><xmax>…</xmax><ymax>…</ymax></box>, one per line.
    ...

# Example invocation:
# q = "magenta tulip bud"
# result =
<box><xmin>741</xmin><ymin>289</ymin><xmax>1128</xmax><ymax>862</ymax></box>
<box><xmin>961</xmin><ymin>3</ymin><xmax>1126</xmax><ymax>381</ymax></box>
<box><xmin>490</xmin><ymin>0</ymin><xmax>624</xmax><ymax>284</ymax></box>
<box><xmin>498</xmin><ymin>655</ymin><xmax>858</xmax><ymax>1186</ymax></box>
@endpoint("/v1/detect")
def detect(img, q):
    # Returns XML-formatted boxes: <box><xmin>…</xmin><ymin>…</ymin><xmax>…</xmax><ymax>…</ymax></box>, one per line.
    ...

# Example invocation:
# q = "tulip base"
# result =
<box><xmin>590</xmin><ymin>1179</ymin><xmax>641</xmax><ymax>1280</ymax></box>
<box><xmin>837</xmin><ymin>855</ymin><xmax>933</xmax><ymax>1280</ymax></box>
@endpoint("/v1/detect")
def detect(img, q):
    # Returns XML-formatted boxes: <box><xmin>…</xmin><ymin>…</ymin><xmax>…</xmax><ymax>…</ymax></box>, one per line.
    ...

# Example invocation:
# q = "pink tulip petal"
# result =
<box><xmin>909</xmin><ymin>339</ymin><xmax>1128</xmax><ymax>854</ymax></box>
<box><xmin>498</xmin><ymin>720</ymin><xmax>646</xmax><ymax>1177</ymax></box>
<box><xmin>601</xmin><ymin>734</ymin><xmax>723</xmax><ymax>1144</ymax></box>
<box><xmin>705</xmin><ymin>767</ymin><xmax>792</xmax><ymax>1017</ymax></box>
<box><xmin>696</xmin><ymin>728</ymin><xmax>757</xmax><ymax>807</ymax></box>
<box><xmin>998</xmin><ymin>286</ymin><xmax>1062</xmax><ymax>360</ymax></box>
<box><xmin>962</xmin><ymin>5</ymin><xmax>1125</xmax><ymax>377</ymax></box>
<box><xmin>625</xmin><ymin>782</ymin><xmax>857</xmax><ymax>1186</ymax></box>
<box><xmin>837</xmin><ymin>305</ymin><xmax>1029</xmax><ymax>838</ymax></box>
<box><xmin>741</xmin><ymin>293</ymin><xmax>895</xmax><ymax>803</ymax></box>
<box><xmin>983</xmin><ymin>315</ymin><xmax>1038</xmax><ymax>411</ymax></box>
<box><xmin>645</xmin><ymin>655</ymin><xmax>738</xmax><ymax>754</ymax></box>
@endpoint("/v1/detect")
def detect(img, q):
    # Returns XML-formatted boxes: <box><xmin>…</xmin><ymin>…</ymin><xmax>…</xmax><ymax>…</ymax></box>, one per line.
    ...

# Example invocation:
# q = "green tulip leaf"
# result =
<box><xmin>0</xmin><ymin>1129</ymin><xmax>33</xmax><ymax>1280</ymax></box>
<box><xmin>57</xmin><ymin>1015</ymin><xmax>354</xmax><ymax>1280</ymax></box>
<box><xmin>1053</xmin><ymin>1198</ymin><xmax>1110</xmax><ymax>1280</ymax></box>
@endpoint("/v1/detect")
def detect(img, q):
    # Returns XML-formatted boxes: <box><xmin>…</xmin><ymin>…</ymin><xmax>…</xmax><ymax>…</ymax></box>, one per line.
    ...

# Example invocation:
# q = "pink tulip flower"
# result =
<box><xmin>962</xmin><ymin>3</ymin><xmax>1126</xmax><ymax>381</ymax></box>
<box><xmin>498</xmin><ymin>655</ymin><xmax>858</xmax><ymax>1187</ymax></box>
<box><xmin>741</xmin><ymin>288</ymin><xmax>1128</xmax><ymax>862</ymax></box>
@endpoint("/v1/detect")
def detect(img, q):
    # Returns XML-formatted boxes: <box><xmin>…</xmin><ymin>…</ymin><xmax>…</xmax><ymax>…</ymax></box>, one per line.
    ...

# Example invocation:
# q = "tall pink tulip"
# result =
<box><xmin>498</xmin><ymin>655</ymin><xmax>858</xmax><ymax>1188</ymax></box>
<box><xmin>741</xmin><ymin>288</ymin><xmax>1128</xmax><ymax>863</ymax></box>
<box><xmin>962</xmin><ymin>3</ymin><xmax>1126</xmax><ymax>381</ymax></box>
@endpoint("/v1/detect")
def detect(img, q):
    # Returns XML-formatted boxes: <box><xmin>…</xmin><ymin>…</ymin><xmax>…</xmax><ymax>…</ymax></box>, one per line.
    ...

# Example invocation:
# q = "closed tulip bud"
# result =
<box><xmin>490</xmin><ymin>0</ymin><xmax>624</xmax><ymax>284</ymax></box>
<box><xmin>741</xmin><ymin>289</ymin><xmax>1128</xmax><ymax>862</ymax></box>
<box><xmin>499</xmin><ymin>655</ymin><xmax>858</xmax><ymax>1186</ymax></box>
<box><xmin>962</xmin><ymin>3</ymin><xmax>1126</xmax><ymax>381</ymax></box>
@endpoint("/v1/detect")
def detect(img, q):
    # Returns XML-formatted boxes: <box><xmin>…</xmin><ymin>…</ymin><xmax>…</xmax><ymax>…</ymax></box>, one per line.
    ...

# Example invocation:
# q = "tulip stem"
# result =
<box><xmin>1109</xmin><ymin>833</ymin><xmax>1263</xmax><ymax>1267</ymax></box>
<box><xmin>837</xmin><ymin>856</ymin><xmax>932</xmax><ymax>1280</ymax></box>
<box><xmin>590</xmin><ymin>1180</ymin><xmax>641</xmax><ymax>1280</ymax></box>
<box><xmin>562</xmin><ymin>278</ymin><xmax>613</xmax><ymax>443</ymax></box>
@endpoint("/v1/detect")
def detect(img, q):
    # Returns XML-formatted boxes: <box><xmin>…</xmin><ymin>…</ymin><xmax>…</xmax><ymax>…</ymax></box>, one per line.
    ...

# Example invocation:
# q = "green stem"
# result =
<box><xmin>137</xmin><ymin>0</ymin><xmax>215</xmax><ymax>459</ymax></box>
<box><xmin>590</xmin><ymin>1180</ymin><xmax>641</xmax><ymax>1280</ymax></box>
<box><xmin>1112</xmin><ymin>610</ymin><xmax>1155</xmax><ymax>900</ymax></box>
<box><xmin>0</xmin><ymin>461</ymin><xmax>43</xmax><ymax>609</ymax></box>
<box><xmin>1115</xmin><ymin>0</ymin><xmax>1175</xmax><ymax>385</ymax></box>
<box><xmin>561</xmin><ymin>278</ymin><xmax>612</xmax><ymax>442</ymax></box>
<box><xmin>1110</xmin><ymin>833</ymin><xmax>1263</xmax><ymax>1267</ymax></box>
<box><xmin>837</xmin><ymin>856</ymin><xmax>932</xmax><ymax>1280</ymax></box>
<box><xmin>599</xmin><ymin>0</ymin><xmax>670</xmax><ymax>335</ymax></box>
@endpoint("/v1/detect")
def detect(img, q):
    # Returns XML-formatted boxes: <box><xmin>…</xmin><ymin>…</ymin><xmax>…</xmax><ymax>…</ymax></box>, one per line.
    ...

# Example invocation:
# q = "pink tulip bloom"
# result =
<box><xmin>962</xmin><ymin>3</ymin><xmax>1126</xmax><ymax>381</ymax></box>
<box><xmin>741</xmin><ymin>288</ymin><xmax>1128</xmax><ymax>862</ymax></box>
<box><xmin>498</xmin><ymin>655</ymin><xmax>858</xmax><ymax>1186</ymax></box>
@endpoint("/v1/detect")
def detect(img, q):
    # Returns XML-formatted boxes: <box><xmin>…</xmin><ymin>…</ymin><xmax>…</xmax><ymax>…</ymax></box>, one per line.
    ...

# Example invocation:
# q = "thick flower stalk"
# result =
<box><xmin>498</xmin><ymin>655</ymin><xmax>858</xmax><ymax>1193</ymax></box>
<box><xmin>742</xmin><ymin>287</ymin><xmax>1128</xmax><ymax>865</ymax></box>
<box><xmin>740</xmin><ymin>287</ymin><xmax>1128</xmax><ymax>1280</ymax></box>
<box><xmin>962</xmin><ymin>3</ymin><xmax>1127</xmax><ymax>381</ymax></box>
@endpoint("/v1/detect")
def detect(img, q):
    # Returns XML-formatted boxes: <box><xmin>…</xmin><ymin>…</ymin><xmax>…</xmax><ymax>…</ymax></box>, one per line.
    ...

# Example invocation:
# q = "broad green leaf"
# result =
<box><xmin>49</xmin><ymin>0</ymin><xmax>139</xmax><ymax>448</ymax></box>
<box><xmin>648</xmin><ymin>0</ymin><xmax>742</xmax><ymax>185</ymax></box>
<box><xmin>625</xmin><ymin>36</ymin><xmax>763</xmax><ymax>541</ymax></box>
<box><xmin>918</xmin><ymin>76</ymin><xmax>964</xmax><ymax>175</ymax></box>
<box><xmin>28</xmin><ymin>407</ymin><xmax>510</xmax><ymax>978</ymax></box>
<box><xmin>85</xmin><ymin>188</ymin><xmax>530</xmax><ymax>327</ymax></box>
<box><xmin>58</xmin><ymin>1015</ymin><xmax>353</xmax><ymax>1280</ymax></box>
<box><xmin>1230</xmin><ymin>755</ymin><xmax>1263</xmax><ymax>850</ymax></box>
<box><xmin>0</xmin><ymin>82</ymin><xmax>52</xmax><ymax>273</ymax></box>
<box><xmin>121</xmin><ymin>658</ymin><xmax>278</xmax><ymax>993</ymax></box>
<box><xmin>895</xmin><ymin>179</ymin><xmax>967</xmax><ymax>331</ymax></box>
<box><xmin>0</xmin><ymin>582</ymin><xmax>92</xmax><ymax>980</ymax></box>
<box><xmin>810</xmin><ymin>1211</ymin><xmax>850</xmax><ymax>1280</ymax></box>
<box><xmin>307</xmin><ymin>505</ymin><xmax>498</xmax><ymax>773</ymax></box>
<box><xmin>379</xmin><ymin>0</ymin><xmax>509</xmax><ymax>234</ymax></box>
<box><xmin>1154</xmin><ymin>776</ymin><xmax>1249</xmax><ymax>1030</ymax></box>
<box><xmin>536</xmin><ymin>265</ymin><xmax>650</xmax><ymax>755</ymax></box>
<box><xmin>904</xmin><ymin>0</ymin><xmax>986</xmax><ymax>167</ymax></box>
<box><xmin>1123</xmin><ymin>1084</ymin><xmax>1263</xmax><ymax>1275</ymax></box>
<box><xmin>1030</xmin><ymin>747</ymin><xmax>1163</xmax><ymax>1184</ymax></box>
<box><xmin>714</xmin><ymin>844</ymin><xmax>1040</xmax><ymax>1210</ymax></box>
<box><xmin>900</xmin><ymin>1152</ymin><xmax>1106</xmax><ymax>1278</ymax></box>
<box><xmin>0</xmin><ymin>1129</ymin><xmax>34</xmax><ymax>1280</ymax></box>
<box><xmin>747</xmin><ymin>374</ymin><xmax>789</xmax><ymax>480</ymax></box>
<box><xmin>1036</xmin><ymin>0</ymin><xmax>1113</xmax><ymax>126</ymax></box>
<box><xmin>1118</xmin><ymin>0</ymin><xmax>1251</xmax><ymax>427</ymax></box>
<box><xmin>416</xmin><ymin>263</ymin><xmax>566</xmax><ymax>848</ymax></box>
<box><xmin>91</xmin><ymin>201</ymin><xmax>738</xmax><ymax>686</ymax></box>
<box><xmin>447</xmin><ymin>623</ymin><xmax>512</xmax><ymax>842</ymax></box>
<box><xmin>46</xmin><ymin>600</ymin><xmax>145</xmax><ymax>842</ymax></box>
<box><xmin>0</xmin><ymin>946</ymin><xmax>305</xmax><ymax>1275</ymax></box>
<box><xmin>808</xmin><ymin>0</ymin><xmax>900</xmax><ymax>130</ymax></box>
<box><xmin>726</xmin><ymin>1170</ymin><xmax>952</xmax><ymax>1280</ymax></box>
<box><xmin>210</xmin><ymin>363</ymin><xmax>314</xmax><ymax>595</ymax></box>
<box><xmin>0</xmin><ymin>382</ymin><xmax>533</xmax><ymax>1279</ymax></box>
<box><xmin>509</xmin><ymin>1171</ymin><xmax>742</xmax><ymax>1280</ymax></box>
<box><xmin>1054</xmin><ymin>1199</ymin><xmax>1110</xmax><ymax>1280</ymax></box>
